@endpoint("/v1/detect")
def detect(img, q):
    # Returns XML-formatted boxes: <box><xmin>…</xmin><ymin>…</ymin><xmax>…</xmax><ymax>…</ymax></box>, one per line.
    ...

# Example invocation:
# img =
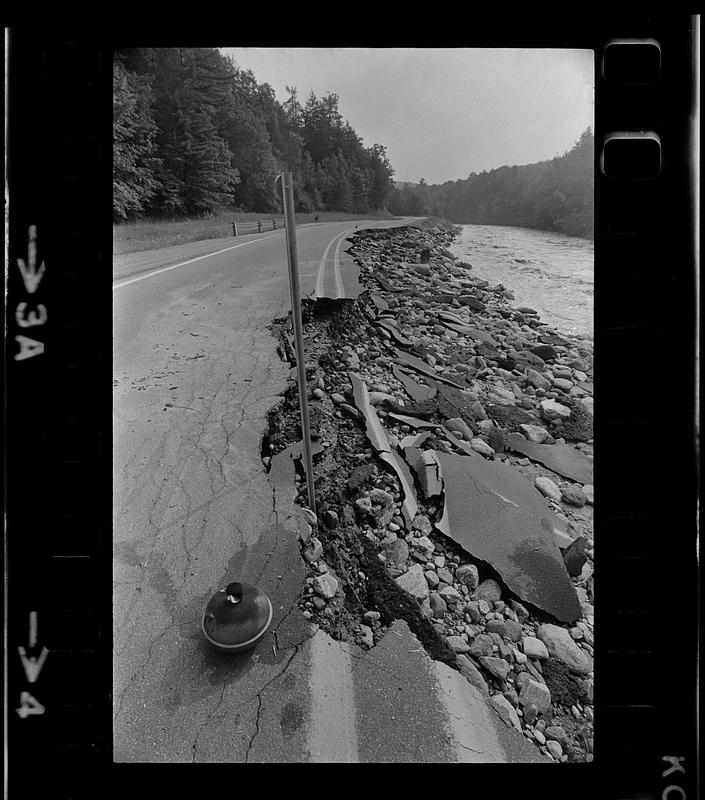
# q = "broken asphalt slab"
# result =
<box><xmin>434</xmin><ymin>451</ymin><xmax>582</xmax><ymax>624</ymax></box>
<box><xmin>506</xmin><ymin>433</ymin><xmax>594</xmax><ymax>484</ymax></box>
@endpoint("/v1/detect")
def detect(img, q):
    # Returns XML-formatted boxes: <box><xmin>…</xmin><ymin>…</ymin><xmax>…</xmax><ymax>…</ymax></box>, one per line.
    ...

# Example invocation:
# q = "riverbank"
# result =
<box><xmin>266</xmin><ymin>222</ymin><xmax>594</xmax><ymax>762</ymax></box>
<box><xmin>113</xmin><ymin>207</ymin><xmax>397</xmax><ymax>256</ymax></box>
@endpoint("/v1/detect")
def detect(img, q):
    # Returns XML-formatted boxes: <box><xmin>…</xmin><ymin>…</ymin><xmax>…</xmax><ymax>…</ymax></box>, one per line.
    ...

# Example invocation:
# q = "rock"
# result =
<box><xmin>303</xmin><ymin>537</ymin><xmax>324</xmax><ymax>563</ymax></box>
<box><xmin>467</xmin><ymin>633</ymin><xmax>494</xmax><ymax>658</ymax></box>
<box><xmin>537</xmin><ymin>624</ymin><xmax>593</xmax><ymax>674</ymax></box>
<box><xmin>471</xmin><ymin>438</ymin><xmax>495</xmax><ymax>457</ymax></box>
<box><xmin>534</xmin><ymin>475</ymin><xmax>562</xmax><ymax>503</ymax></box>
<box><xmin>456</xmin><ymin>654</ymin><xmax>489</xmax><ymax>695</ymax></box>
<box><xmin>546</xmin><ymin>740</ymin><xmax>563</xmax><ymax>760</ymax></box>
<box><xmin>444</xmin><ymin>417</ymin><xmax>474</xmax><ymax>441</ymax></box>
<box><xmin>526</xmin><ymin>369</ymin><xmax>552</xmax><ymax>391</ymax></box>
<box><xmin>487</xmin><ymin>385</ymin><xmax>516</xmax><ymax>406</ymax></box>
<box><xmin>358</xmin><ymin>624</ymin><xmax>374</xmax><ymax>648</ymax></box>
<box><xmin>540</xmin><ymin>399</ymin><xmax>572</xmax><ymax>421</ymax></box>
<box><xmin>411</xmin><ymin>535</ymin><xmax>435</xmax><ymax>557</ymax></box>
<box><xmin>519</xmin><ymin>423</ymin><xmax>550</xmax><ymax>443</ymax></box>
<box><xmin>583</xmin><ymin>484</ymin><xmax>594</xmax><ymax>505</ymax></box>
<box><xmin>425</xmin><ymin>570</ymin><xmax>440</xmax><ymax>589</ymax></box>
<box><xmin>464</xmin><ymin>600</ymin><xmax>482</xmax><ymax>623</ymax></box>
<box><xmin>354</xmin><ymin>497</ymin><xmax>373</xmax><ymax>518</ymax></box>
<box><xmin>313</xmin><ymin>573</ymin><xmax>339</xmax><ymax>600</ymax></box>
<box><xmin>518</xmin><ymin>678</ymin><xmax>552</xmax><ymax>715</ymax></box>
<box><xmin>331</xmin><ymin>392</ymin><xmax>346</xmax><ymax>405</ymax></box>
<box><xmin>363</xmin><ymin>610</ymin><xmax>381</xmax><ymax>622</ymax></box>
<box><xmin>349</xmin><ymin>463</ymin><xmax>376</xmax><ymax>489</ymax></box>
<box><xmin>534</xmin><ymin>729</ymin><xmax>546</xmax><ymax>745</ymax></box>
<box><xmin>522</xmin><ymin>637</ymin><xmax>550</xmax><ymax>660</ymax></box>
<box><xmin>395</xmin><ymin>563</ymin><xmax>429</xmax><ymax>600</ymax></box>
<box><xmin>561</xmin><ymin>485</ymin><xmax>586</xmax><ymax>507</ymax></box>
<box><xmin>503</xmin><ymin>620</ymin><xmax>524</xmax><ymax>642</ymax></box>
<box><xmin>485</xmin><ymin>619</ymin><xmax>507</xmax><ymax>638</ymax></box>
<box><xmin>446</xmin><ymin>635</ymin><xmax>470</xmax><ymax>653</ymax></box>
<box><xmin>455</xmin><ymin>563</ymin><xmax>479</xmax><ymax>589</ymax></box>
<box><xmin>479</xmin><ymin>656</ymin><xmax>510</xmax><ymax>682</ymax></box>
<box><xmin>437</xmin><ymin>567</ymin><xmax>454</xmax><ymax>584</ymax></box>
<box><xmin>545</xmin><ymin>725</ymin><xmax>569</xmax><ymax>748</ymax></box>
<box><xmin>531</xmin><ymin>344</ymin><xmax>558</xmax><ymax>361</ymax></box>
<box><xmin>489</xmin><ymin>694</ymin><xmax>521</xmax><ymax>731</ymax></box>
<box><xmin>503</xmin><ymin>687</ymin><xmax>519</xmax><ymax>708</ymax></box>
<box><xmin>382</xmin><ymin>536</ymin><xmax>409</xmax><ymax>568</ymax></box>
<box><xmin>562</xmin><ymin>536</ymin><xmax>588</xmax><ymax>577</ymax></box>
<box><xmin>439</xmin><ymin>585</ymin><xmax>463</xmax><ymax>605</ymax></box>
<box><xmin>322</xmin><ymin>509</ymin><xmax>339</xmax><ymax>528</ymax></box>
<box><xmin>412</xmin><ymin>514</ymin><xmax>433</xmax><ymax>536</ymax></box>
<box><xmin>429</xmin><ymin>592</ymin><xmax>447</xmax><ymax>618</ymax></box>
<box><xmin>476</xmin><ymin>578</ymin><xmax>502</xmax><ymax>603</ymax></box>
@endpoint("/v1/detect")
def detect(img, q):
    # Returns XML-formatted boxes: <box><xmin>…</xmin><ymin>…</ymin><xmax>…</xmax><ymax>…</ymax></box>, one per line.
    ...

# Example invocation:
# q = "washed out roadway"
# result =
<box><xmin>113</xmin><ymin>218</ymin><xmax>544</xmax><ymax>763</ymax></box>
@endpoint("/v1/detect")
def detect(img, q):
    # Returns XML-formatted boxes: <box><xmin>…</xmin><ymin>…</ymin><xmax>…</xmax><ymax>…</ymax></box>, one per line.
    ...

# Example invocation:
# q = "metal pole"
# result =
<box><xmin>279</xmin><ymin>172</ymin><xmax>316</xmax><ymax>515</ymax></box>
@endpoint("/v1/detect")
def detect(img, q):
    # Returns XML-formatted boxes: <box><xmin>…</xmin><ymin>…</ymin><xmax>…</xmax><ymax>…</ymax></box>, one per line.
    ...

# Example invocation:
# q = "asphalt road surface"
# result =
<box><xmin>112</xmin><ymin>218</ymin><xmax>544</xmax><ymax>763</ymax></box>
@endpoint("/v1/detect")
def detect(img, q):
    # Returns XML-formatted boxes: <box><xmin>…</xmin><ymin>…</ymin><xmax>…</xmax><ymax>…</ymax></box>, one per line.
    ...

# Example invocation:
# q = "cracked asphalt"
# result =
<box><xmin>113</xmin><ymin>219</ymin><xmax>545</xmax><ymax>763</ymax></box>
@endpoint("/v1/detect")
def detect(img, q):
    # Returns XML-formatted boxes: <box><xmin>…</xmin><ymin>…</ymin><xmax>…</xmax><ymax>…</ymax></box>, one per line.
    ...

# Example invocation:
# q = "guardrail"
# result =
<box><xmin>232</xmin><ymin>219</ymin><xmax>282</xmax><ymax>236</ymax></box>
<box><xmin>231</xmin><ymin>215</ymin><xmax>321</xmax><ymax>236</ymax></box>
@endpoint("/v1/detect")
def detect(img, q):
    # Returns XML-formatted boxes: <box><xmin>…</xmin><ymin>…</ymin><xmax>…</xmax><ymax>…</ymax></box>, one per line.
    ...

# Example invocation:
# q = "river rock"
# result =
<box><xmin>526</xmin><ymin>369</ymin><xmax>552</xmax><ymax>391</ymax></box>
<box><xmin>381</xmin><ymin>536</ymin><xmax>409</xmax><ymax>568</ymax></box>
<box><xmin>313</xmin><ymin>573</ymin><xmax>339</xmax><ymax>600</ymax></box>
<box><xmin>303</xmin><ymin>537</ymin><xmax>324</xmax><ymax>563</ymax></box>
<box><xmin>534</xmin><ymin>475</ymin><xmax>562</xmax><ymax>503</ymax></box>
<box><xmin>476</xmin><ymin>578</ymin><xmax>502</xmax><ymax>603</ymax></box>
<box><xmin>537</xmin><ymin>623</ymin><xmax>593</xmax><ymax>674</ymax></box>
<box><xmin>522</xmin><ymin>636</ymin><xmax>549</xmax><ymax>660</ymax></box>
<box><xmin>519</xmin><ymin>423</ymin><xmax>550</xmax><ymax>443</ymax></box>
<box><xmin>455</xmin><ymin>563</ymin><xmax>479</xmax><ymax>589</ymax></box>
<box><xmin>467</xmin><ymin>633</ymin><xmax>494</xmax><ymax>658</ymax></box>
<box><xmin>561</xmin><ymin>485</ymin><xmax>587</xmax><ymax>507</ymax></box>
<box><xmin>540</xmin><ymin>399</ymin><xmax>571</xmax><ymax>421</ymax></box>
<box><xmin>395</xmin><ymin>563</ymin><xmax>429</xmax><ymax>600</ymax></box>
<box><xmin>519</xmin><ymin>678</ymin><xmax>552</xmax><ymax>715</ymax></box>
<box><xmin>429</xmin><ymin>592</ymin><xmax>447</xmax><ymax>617</ymax></box>
<box><xmin>479</xmin><ymin>656</ymin><xmax>510</xmax><ymax>682</ymax></box>
<box><xmin>446</xmin><ymin>635</ymin><xmax>470</xmax><ymax>653</ymax></box>
<box><xmin>471</xmin><ymin>438</ymin><xmax>495</xmax><ymax>457</ymax></box>
<box><xmin>562</xmin><ymin>536</ymin><xmax>588</xmax><ymax>577</ymax></box>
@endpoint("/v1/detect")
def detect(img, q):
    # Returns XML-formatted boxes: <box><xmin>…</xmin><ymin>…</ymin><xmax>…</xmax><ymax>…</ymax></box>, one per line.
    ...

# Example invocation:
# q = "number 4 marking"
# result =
<box><xmin>16</xmin><ymin>691</ymin><xmax>45</xmax><ymax>718</ymax></box>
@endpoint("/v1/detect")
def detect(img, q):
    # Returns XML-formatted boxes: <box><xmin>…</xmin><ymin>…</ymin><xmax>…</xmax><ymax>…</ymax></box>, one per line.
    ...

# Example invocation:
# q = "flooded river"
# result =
<box><xmin>449</xmin><ymin>224</ymin><xmax>594</xmax><ymax>340</ymax></box>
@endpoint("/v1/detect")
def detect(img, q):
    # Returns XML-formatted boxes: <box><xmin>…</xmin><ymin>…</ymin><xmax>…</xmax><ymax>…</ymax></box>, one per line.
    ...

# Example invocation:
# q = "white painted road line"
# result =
<box><xmin>307</xmin><ymin>630</ymin><xmax>359</xmax><ymax>762</ymax></box>
<box><xmin>332</xmin><ymin>229</ymin><xmax>354</xmax><ymax>298</ymax></box>
<box><xmin>112</xmin><ymin>232</ymin><xmax>281</xmax><ymax>290</ymax></box>
<box><xmin>315</xmin><ymin>228</ymin><xmax>353</xmax><ymax>299</ymax></box>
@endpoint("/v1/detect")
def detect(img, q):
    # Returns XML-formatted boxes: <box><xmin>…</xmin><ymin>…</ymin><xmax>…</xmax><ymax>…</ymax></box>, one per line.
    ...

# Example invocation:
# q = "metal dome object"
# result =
<box><xmin>202</xmin><ymin>581</ymin><xmax>273</xmax><ymax>653</ymax></box>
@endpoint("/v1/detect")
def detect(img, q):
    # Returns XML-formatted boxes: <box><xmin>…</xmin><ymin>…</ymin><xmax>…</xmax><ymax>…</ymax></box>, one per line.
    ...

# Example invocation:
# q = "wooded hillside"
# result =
<box><xmin>113</xmin><ymin>47</ymin><xmax>396</xmax><ymax>221</ymax></box>
<box><xmin>388</xmin><ymin>130</ymin><xmax>594</xmax><ymax>239</ymax></box>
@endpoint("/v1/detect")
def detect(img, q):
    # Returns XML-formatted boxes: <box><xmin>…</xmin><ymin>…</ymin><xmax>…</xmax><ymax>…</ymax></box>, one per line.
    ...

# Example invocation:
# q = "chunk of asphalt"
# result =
<box><xmin>348</xmin><ymin>371</ymin><xmax>418</xmax><ymax>527</ymax></box>
<box><xmin>404</xmin><ymin>447</ymin><xmax>443</xmax><ymax>499</ymax></box>
<box><xmin>434</xmin><ymin>451</ymin><xmax>582</xmax><ymax>624</ymax></box>
<box><xmin>391</xmin><ymin>364</ymin><xmax>437</xmax><ymax>402</ymax></box>
<box><xmin>393</xmin><ymin>349</ymin><xmax>464</xmax><ymax>389</ymax></box>
<box><xmin>506</xmin><ymin>433</ymin><xmax>594</xmax><ymax>484</ymax></box>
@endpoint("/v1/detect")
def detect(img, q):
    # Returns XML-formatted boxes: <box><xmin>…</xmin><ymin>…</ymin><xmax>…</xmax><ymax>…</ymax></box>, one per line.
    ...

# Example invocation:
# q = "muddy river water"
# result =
<box><xmin>449</xmin><ymin>224</ymin><xmax>594</xmax><ymax>340</ymax></box>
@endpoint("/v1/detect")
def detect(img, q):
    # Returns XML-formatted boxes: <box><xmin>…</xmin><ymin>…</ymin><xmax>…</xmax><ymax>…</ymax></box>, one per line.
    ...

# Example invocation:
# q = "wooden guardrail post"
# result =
<box><xmin>232</xmin><ymin>221</ymin><xmax>238</xmax><ymax>237</ymax></box>
<box><xmin>257</xmin><ymin>220</ymin><xmax>262</xmax><ymax>233</ymax></box>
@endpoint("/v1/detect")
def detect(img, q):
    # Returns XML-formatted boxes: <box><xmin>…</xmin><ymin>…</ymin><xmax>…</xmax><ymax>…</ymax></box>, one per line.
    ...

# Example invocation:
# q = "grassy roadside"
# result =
<box><xmin>113</xmin><ymin>208</ymin><xmax>398</xmax><ymax>256</ymax></box>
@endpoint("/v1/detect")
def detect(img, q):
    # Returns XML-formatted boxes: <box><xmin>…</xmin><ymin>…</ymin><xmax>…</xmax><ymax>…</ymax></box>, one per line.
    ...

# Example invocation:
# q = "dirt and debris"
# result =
<box><xmin>263</xmin><ymin>219</ymin><xmax>594</xmax><ymax>763</ymax></box>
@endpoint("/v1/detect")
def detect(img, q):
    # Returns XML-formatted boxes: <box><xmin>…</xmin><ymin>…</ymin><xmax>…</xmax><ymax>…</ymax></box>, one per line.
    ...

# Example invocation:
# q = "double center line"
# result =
<box><xmin>315</xmin><ymin>228</ymin><xmax>354</xmax><ymax>299</ymax></box>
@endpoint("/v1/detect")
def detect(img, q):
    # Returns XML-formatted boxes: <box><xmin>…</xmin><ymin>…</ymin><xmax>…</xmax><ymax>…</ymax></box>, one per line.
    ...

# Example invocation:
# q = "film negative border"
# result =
<box><xmin>4</xmin><ymin>18</ymin><xmax>699</xmax><ymax>799</ymax></box>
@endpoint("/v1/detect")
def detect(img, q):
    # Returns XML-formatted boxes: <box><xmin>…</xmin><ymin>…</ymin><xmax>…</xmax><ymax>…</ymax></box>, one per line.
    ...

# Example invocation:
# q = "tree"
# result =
<box><xmin>113</xmin><ymin>56</ymin><xmax>162</xmax><ymax>220</ymax></box>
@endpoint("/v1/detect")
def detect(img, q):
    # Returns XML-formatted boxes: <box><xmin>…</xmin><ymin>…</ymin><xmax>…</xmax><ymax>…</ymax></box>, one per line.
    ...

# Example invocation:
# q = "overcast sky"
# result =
<box><xmin>220</xmin><ymin>48</ymin><xmax>594</xmax><ymax>185</ymax></box>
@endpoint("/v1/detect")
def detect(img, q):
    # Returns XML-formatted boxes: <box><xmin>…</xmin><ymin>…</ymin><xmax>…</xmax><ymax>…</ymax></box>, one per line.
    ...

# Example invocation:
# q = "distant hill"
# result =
<box><xmin>388</xmin><ymin>130</ymin><xmax>594</xmax><ymax>239</ymax></box>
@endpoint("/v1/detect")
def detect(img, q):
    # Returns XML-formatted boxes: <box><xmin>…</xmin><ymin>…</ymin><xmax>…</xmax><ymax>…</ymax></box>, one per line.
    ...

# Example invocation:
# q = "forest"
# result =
<box><xmin>114</xmin><ymin>48</ymin><xmax>593</xmax><ymax>239</ymax></box>
<box><xmin>113</xmin><ymin>47</ymin><xmax>396</xmax><ymax>221</ymax></box>
<box><xmin>388</xmin><ymin>130</ymin><xmax>594</xmax><ymax>239</ymax></box>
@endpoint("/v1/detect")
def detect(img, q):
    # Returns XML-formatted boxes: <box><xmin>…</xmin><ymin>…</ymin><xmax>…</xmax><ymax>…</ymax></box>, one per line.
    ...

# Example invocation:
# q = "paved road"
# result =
<box><xmin>112</xmin><ymin>218</ymin><xmax>544</xmax><ymax>763</ymax></box>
